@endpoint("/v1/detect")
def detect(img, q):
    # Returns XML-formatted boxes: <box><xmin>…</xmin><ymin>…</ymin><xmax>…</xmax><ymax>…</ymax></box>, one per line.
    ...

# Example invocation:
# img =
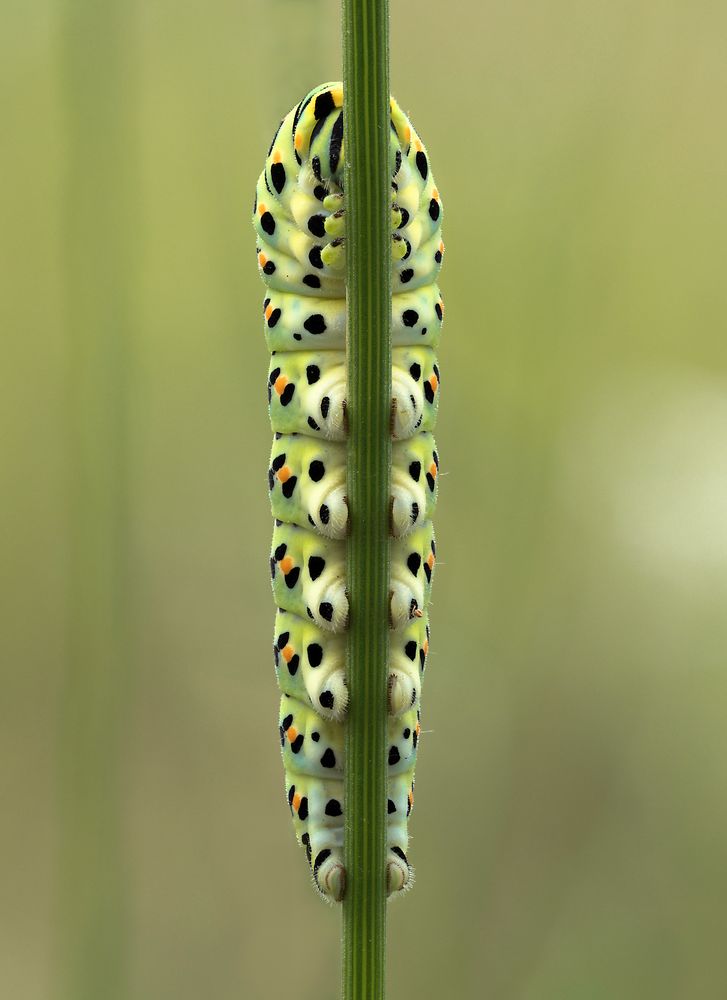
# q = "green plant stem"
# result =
<box><xmin>342</xmin><ymin>1</ymin><xmax>391</xmax><ymax>998</ymax></box>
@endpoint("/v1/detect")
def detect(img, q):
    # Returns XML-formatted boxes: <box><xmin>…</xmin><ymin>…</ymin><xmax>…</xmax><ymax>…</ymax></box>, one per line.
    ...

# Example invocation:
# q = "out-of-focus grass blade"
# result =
<box><xmin>58</xmin><ymin>3</ymin><xmax>138</xmax><ymax>998</ymax></box>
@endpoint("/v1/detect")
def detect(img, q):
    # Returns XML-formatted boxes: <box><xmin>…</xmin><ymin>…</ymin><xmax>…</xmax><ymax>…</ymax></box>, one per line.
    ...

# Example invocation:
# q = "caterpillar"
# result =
<box><xmin>253</xmin><ymin>82</ymin><xmax>443</xmax><ymax>902</ymax></box>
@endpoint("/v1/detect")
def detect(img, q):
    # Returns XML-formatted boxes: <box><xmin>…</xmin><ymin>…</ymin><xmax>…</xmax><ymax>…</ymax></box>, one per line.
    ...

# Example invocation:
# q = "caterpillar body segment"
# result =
<box><xmin>269</xmin><ymin>432</ymin><xmax>439</xmax><ymax>540</ymax></box>
<box><xmin>267</xmin><ymin>345</ymin><xmax>440</xmax><ymax>441</ymax></box>
<box><xmin>269</xmin><ymin>435</ymin><xmax>348</xmax><ymax>540</ymax></box>
<box><xmin>262</xmin><ymin>287</ymin><xmax>443</xmax><ymax>351</ymax></box>
<box><xmin>273</xmin><ymin>609</ymin><xmax>430</xmax><ymax>723</ymax></box>
<box><xmin>255</xmin><ymin>82</ymin><xmax>443</xmax><ymax>901</ymax></box>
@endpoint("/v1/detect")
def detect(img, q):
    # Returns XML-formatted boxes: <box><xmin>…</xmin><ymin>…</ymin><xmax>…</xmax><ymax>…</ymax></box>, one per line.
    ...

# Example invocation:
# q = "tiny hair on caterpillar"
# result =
<box><xmin>254</xmin><ymin>82</ymin><xmax>443</xmax><ymax>901</ymax></box>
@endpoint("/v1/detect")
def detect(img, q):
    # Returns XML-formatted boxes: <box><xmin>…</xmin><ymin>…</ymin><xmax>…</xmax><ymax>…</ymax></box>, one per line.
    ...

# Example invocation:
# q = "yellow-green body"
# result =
<box><xmin>254</xmin><ymin>82</ymin><xmax>443</xmax><ymax>900</ymax></box>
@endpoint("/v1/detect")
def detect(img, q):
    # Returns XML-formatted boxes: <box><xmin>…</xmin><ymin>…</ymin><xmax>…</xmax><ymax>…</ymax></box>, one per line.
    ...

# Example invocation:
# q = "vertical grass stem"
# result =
<box><xmin>58</xmin><ymin>3</ymin><xmax>137</xmax><ymax>997</ymax></box>
<box><xmin>342</xmin><ymin>0</ymin><xmax>391</xmax><ymax>998</ymax></box>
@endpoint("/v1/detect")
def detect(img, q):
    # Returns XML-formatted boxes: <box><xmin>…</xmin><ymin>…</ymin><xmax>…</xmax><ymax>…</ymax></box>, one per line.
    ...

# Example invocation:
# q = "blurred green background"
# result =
<box><xmin>3</xmin><ymin>1</ymin><xmax>727</xmax><ymax>997</ymax></box>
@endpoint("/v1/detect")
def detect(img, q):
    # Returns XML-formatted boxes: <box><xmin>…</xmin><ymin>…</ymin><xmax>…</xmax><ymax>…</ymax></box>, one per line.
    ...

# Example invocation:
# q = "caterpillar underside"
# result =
<box><xmin>253</xmin><ymin>82</ymin><xmax>443</xmax><ymax>901</ymax></box>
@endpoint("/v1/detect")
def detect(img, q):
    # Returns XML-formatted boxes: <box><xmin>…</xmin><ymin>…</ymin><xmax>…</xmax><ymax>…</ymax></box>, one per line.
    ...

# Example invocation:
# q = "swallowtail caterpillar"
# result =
<box><xmin>254</xmin><ymin>82</ymin><xmax>443</xmax><ymax>901</ymax></box>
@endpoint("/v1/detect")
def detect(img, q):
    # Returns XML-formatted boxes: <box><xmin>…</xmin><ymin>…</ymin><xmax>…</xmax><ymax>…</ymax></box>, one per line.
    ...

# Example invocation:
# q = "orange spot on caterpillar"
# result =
<box><xmin>408</xmin><ymin>789</ymin><xmax>414</xmax><ymax>807</ymax></box>
<box><xmin>423</xmin><ymin>639</ymin><xmax>429</xmax><ymax>654</ymax></box>
<box><xmin>287</xmin><ymin>726</ymin><xmax>298</xmax><ymax>743</ymax></box>
<box><xmin>432</xmin><ymin>188</ymin><xmax>439</xmax><ymax>200</ymax></box>
<box><xmin>295</xmin><ymin>132</ymin><xmax>303</xmax><ymax>150</ymax></box>
<box><xmin>265</xmin><ymin>305</ymin><xmax>273</xmax><ymax>321</ymax></box>
<box><xmin>439</xmin><ymin>241</ymin><xmax>445</xmax><ymax>254</ymax></box>
<box><xmin>259</xmin><ymin>253</ymin><xmax>267</xmax><ymax>267</ymax></box>
<box><xmin>404</xmin><ymin>126</ymin><xmax>411</xmax><ymax>143</ymax></box>
<box><xmin>277</xmin><ymin>465</ymin><xmax>291</xmax><ymax>483</ymax></box>
<box><xmin>274</xmin><ymin>375</ymin><xmax>288</xmax><ymax>395</ymax></box>
<box><xmin>429</xmin><ymin>463</ymin><xmax>437</xmax><ymax>478</ymax></box>
<box><xmin>272</xmin><ymin>151</ymin><xmax>282</xmax><ymax>164</ymax></box>
<box><xmin>416</xmin><ymin>721</ymin><xmax>421</xmax><ymax>736</ymax></box>
<box><xmin>279</xmin><ymin>556</ymin><xmax>294</xmax><ymax>574</ymax></box>
<box><xmin>415</xmin><ymin>138</ymin><xmax>423</xmax><ymax>152</ymax></box>
<box><xmin>429</xmin><ymin>375</ymin><xmax>438</xmax><ymax>391</ymax></box>
<box><xmin>427</xmin><ymin>553</ymin><xmax>435</xmax><ymax>569</ymax></box>
<box><xmin>281</xmin><ymin>645</ymin><xmax>294</xmax><ymax>663</ymax></box>
<box><xmin>292</xmin><ymin>793</ymin><xmax>301</xmax><ymax>811</ymax></box>
<box><xmin>258</xmin><ymin>202</ymin><xmax>266</xmax><ymax>215</ymax></box>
